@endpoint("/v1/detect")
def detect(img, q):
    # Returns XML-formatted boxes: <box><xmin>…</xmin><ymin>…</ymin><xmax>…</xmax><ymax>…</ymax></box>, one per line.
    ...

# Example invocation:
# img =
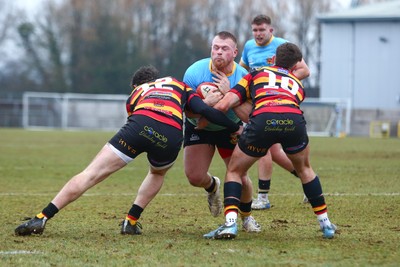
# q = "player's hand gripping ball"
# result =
<box><xmin>196</xmin><ymin>82</ymin><xmax>219</xmax><ymax>99</ymax></box>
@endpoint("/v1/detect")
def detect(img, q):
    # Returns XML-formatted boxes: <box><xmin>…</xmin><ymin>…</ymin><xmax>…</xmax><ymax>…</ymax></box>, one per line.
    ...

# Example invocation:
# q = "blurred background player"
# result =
<box><xmin>204</xmin><ymin>42</ymin><xmax>336</xmax><ymax>240</ymax></box>
<box><xmin>14</xmin><ymin>65</ymin><xmax>242</xmax><ymax>236</ymax></box>
<box><xmin>239</xmin><ymin>14</ymin><xmax>310</xmax><ymax>209</ymax></box>
<box><xmin>183</xmin><ymin>31</ymin><xmax>260</xmax><ymax>233</ymax></box>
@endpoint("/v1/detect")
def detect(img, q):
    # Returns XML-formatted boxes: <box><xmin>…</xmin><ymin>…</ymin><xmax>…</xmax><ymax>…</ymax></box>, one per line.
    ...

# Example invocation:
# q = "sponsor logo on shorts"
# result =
<box><xmin>264</xmin><ymin>125</ymin><xmax>296</xmax><ymax>132</ymax></box>
<box><xmin>264</xmin><ymin>119</ymin><xmax>295</xmax><ymax>132</ymax></box>
<box><xmin>118</xmin><ymin>138</ymin><xmax>137</xmax><ymax>154</ymax></box>
<box><xmin>140</xmin><ymin>125</ymin><xmax>168</xmax><ymax>144</ymax></box>
<box><xmin>189</xmin><ymin>134</ymin><xmax>200</xmax><ymax>141</ymax></box>
<box><xmin>246</xmin><ymin>145</ymin><xmax>268</xmax><ymax>153</ymax></box>
<box><xmin>265</xmin><ymin>119</ymin><xmax>293</xmax><ymax>125</ymax></box>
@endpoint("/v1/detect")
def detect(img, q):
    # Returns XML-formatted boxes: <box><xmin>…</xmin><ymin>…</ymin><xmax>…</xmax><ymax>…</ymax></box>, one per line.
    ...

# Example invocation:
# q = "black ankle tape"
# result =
<box><xmin>205</xmin><ymin>176</ymin><xmax>216</xmax><ymax>193</ymax></box>
<box><xmin>42</xmin><ymin>202</ymin><xmax>59</xmax><ymax>219</ymax></box>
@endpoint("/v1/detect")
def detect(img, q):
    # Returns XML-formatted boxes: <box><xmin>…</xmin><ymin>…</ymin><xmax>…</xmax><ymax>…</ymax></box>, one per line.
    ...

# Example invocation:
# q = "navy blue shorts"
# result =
<box><xmin>183</xmin><ymin>120</ymin><xmax>241</xmax><ymax>159</ymax></box>
<box><xmin>108</xmin><ymin>115</ymin><xmax>183</xmax><ymax>168</ymax></box>
<box><xmin>238</xmin><ymin>113</ymin><xmax>309</xmax><ymax>157</ymax></box>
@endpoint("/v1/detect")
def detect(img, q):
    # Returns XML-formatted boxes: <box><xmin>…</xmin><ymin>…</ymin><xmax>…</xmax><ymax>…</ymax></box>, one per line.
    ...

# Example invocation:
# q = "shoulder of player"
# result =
<box><xmin>272</xmin><ymin>36</ymin><xmax>289</xmax><ymax>45</ymax></box>
<box><xmin>185</xmin><ymin>58</ymin><xmax>210</xmax><ymax>73</ymax></box>
<box><xmin>183</xmin><ymin>58</ymin><xmax>211</xmax><ymax>83</ymax></box>
<box><xmin>243</xmin><ymin>39</ymin><xmax>257</xmax><ymax>50</ymax></box>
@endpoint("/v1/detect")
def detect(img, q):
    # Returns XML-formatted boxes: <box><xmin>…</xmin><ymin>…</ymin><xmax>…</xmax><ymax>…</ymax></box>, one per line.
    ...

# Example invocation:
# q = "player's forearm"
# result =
<box><xmin>232</xmin><ymin>101</ymin><xmax>251</xmax><ymax>123</ymax></box>
<box><xmin>213</xmin><ymin>92</ymin><xmax>239</xmax><ymax>113</ymax></box>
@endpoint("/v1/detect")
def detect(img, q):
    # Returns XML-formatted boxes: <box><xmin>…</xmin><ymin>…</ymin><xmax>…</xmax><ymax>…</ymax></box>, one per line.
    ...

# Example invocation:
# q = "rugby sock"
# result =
<box><xmin>38</xmin><ymin>202</ymin><xmax>59</xmax><ymax>219</ymax></box>
<box><xmin>223</xmin><ymin>181</ymin><xmax>242</xmax><ymax>226</ymax></box>
<box><xmin>317</xmin><ymin>212</ymin><xmax>332</xmax><ymax>228</ymax></box>
<box><xmin>257</xmin><ymin>179</ymin><xmax>270</xmax><ymax>201</ymax></box>
<box><xmin>205</xmin><ymin>176</ymin><xmax>216</xmax><ymax>193</ymax></box>
<box><xmin>126</xmin><ymin>215</ymin><xmax>138</xmax><ymax>225</ymax></box>
<box><xmin>35</xmin><ymin>213</ymin><xmax>47</xmax><ymax>221</ymax></box>
<box><xmin>302</xmin><ymin>176</ymin><xmax>331</xmax><ymax>227</ymax></box>
<box><xmin>239</xmin><ymin>201</ymin><xmax>252</xmax><ymax>219</ymax></box>
<box><xmin>225</xmin><ymin>208</ymin><xmax>238</xmax><ymax>226</ymax></box>
<box><xmin>295</xmin><ymin>171</ymin><xmax>310</xmax><ymax>202</ymax></box>
<box><xmin>127</xmin><ymin>204</ymin><xmax>143</xmax><ymax>225</ymax></box>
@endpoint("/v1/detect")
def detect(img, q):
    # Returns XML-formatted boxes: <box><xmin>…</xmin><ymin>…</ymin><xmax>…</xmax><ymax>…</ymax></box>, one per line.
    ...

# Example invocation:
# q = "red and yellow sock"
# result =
<box><xmin>126</xmin><ymin>214</ymin><xmax>138</xmax><ymax>225</ymax></box>
<box><xmin>36</xmin><ymin>212</ymin><xmax>47</xmax><ymax>219</ymax></box>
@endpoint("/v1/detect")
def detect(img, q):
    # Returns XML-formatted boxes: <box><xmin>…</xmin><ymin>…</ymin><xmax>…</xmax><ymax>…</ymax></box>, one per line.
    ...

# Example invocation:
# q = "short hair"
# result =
<box><xmin>130</xmin><ymin>65</ymin><xmax>159</xmax><ymax>87</ymax></box>
<box><xmin>215</xmin><ymin>31</ymin><xmax>237</xmax><ymax>45</ymax></box>
<box><xmin>275</xmin><ymin>43</ymin><xmax>303</xmax><ymax>69</ymax></box>
<box><xmin>252</xmin><ymin>15</ymin><xmax>271</xmax><ymax>25</ymax></box>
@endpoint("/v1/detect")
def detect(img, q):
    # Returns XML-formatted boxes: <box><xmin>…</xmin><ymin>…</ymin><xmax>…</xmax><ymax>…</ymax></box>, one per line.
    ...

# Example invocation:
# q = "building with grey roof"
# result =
<box><xmin>318</xmin><ymin>0</ymin><xmax>400</xmax><ymax>136</ymax></box>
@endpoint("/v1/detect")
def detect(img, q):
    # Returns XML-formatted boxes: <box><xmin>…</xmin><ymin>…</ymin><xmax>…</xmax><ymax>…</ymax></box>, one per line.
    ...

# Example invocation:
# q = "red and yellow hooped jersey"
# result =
<box><xmin>126</xmin><ymin>77</ymin><xmax>195</xmax><ymax>130</ymax></box>
<box><xmin>231</xmin><ymin>66</ymin><xmax>305</xmax><ymax>116</ymax></box>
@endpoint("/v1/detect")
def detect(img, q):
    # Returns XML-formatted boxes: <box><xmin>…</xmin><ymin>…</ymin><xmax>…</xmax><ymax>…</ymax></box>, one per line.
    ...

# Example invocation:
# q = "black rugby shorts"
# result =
<box><xmin>238</xmin><ymin>113</ymin><xmax>309</xmax><ymax>157</ymax></box>
<box><xmin>183</xmin><ymin>120</ymin><xmax>241</xmax><ymax>158</ymax></box>
<box><xmin>109</xmin><ymin>115</ymin><xmax>183</xmax><ymax>168</ymax></box>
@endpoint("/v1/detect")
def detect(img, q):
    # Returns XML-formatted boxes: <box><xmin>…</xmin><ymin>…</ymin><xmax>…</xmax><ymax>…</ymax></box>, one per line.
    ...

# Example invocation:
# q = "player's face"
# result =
<box><xmin>252</xmin><ymin>23</ymin><xmax>273</xmax><ymax>46</ymax></box>
<box><xmin>211</xmin><ymin>36</ymin><xmax>238</xmax><ymax>70</ymax></box>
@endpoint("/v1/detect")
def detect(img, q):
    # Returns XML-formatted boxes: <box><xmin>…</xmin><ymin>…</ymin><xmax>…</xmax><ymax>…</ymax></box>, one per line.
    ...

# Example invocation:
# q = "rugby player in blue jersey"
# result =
<box><xmin>183</xmin><ymin>31</ymin><xmax>261</xmax><ymax>233</ymax></box>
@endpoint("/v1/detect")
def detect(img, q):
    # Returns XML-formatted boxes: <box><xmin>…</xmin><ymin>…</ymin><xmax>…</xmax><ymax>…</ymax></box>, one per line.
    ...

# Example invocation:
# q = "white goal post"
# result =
<box><xmin>301</xmin><ymin>97</ymin><xmax>352</xmax><ymax>137</ymax></box>
<box><xmin>22</xmin><ymin>92</ymin><xmax>128</xmax><ymax>131</ymax></box>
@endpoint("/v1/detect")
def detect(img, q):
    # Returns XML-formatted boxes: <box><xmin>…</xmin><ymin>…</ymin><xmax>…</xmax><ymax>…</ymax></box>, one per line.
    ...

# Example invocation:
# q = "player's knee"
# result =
<box><xmin>186</xmin><ymin>172</ymin><xmax>206</xmax><ymax>187</ymax></box>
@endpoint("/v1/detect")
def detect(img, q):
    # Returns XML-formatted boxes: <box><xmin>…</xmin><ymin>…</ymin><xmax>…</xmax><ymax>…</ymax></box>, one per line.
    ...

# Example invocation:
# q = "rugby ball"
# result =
<box><xmin>196</xmin><ymin>82</ymin><xmax>219</xmax><ymax>99</ymax></box>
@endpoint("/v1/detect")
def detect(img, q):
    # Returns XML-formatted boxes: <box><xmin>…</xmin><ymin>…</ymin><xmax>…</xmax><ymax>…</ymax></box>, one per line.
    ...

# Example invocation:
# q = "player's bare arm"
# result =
<box><xmin>232</xmin><ymin>101</ymin><xmax>252</xmax><ymax>123</ymax></box>
<box><xmin>291</xmin><ymin>58</ymin><xmax>310</xmax><ymax>80</ymax></box>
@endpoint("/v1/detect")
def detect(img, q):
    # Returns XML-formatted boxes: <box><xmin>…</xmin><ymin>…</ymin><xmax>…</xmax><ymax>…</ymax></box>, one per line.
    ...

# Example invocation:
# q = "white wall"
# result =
<box><xmin>353</xmin><ymin>22</ymin><xmax>400</xmax><ymax>109</ymax></box>
<box><xmin>320</xmin><ymin>21</ymin><xmax>400</xmax><ymax>109</ymax></box>
<box><xmin>320</xmin><ymin>23</ymin><xmax>354</xmax><ymax>101</ymax></box>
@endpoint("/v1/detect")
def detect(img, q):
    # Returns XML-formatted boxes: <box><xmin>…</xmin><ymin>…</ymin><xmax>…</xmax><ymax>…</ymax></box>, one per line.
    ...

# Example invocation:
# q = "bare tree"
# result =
<box><xmin>0</xmin><ymin>0</ymin><xmax>12</xmax><ymax>44</ymax></box>
<box><xmin>287</xmin><ymin>0</ymin><xmax>331</xmax><ymax>90</ymax></box>
<box><xmin>0</xmin><ymin>0</ymin><xmax>18</xmax><ymax>60</ymax></box>
<box><xmin>2</xmin><ymin>0</ymin><xmax>352</xmax><ymax>95</ymax></box>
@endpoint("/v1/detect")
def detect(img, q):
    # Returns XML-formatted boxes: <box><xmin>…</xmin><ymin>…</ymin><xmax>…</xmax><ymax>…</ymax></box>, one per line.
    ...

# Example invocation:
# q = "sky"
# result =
<box><xmin>14</xmin><ymin>0</ymin><xmax>49</xmax><ymax>15</ymax></box>
<box><xmin>14</xmin><ymin>0</ymin><xmax>354</xmax><ymax>12</ymax></box>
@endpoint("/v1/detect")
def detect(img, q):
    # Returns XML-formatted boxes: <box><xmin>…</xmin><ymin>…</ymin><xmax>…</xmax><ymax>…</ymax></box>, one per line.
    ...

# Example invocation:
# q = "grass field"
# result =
<box><xmin>1</xmin><ymin>128</ymin><xmax>399</xmax><ymax>266</ymax></box>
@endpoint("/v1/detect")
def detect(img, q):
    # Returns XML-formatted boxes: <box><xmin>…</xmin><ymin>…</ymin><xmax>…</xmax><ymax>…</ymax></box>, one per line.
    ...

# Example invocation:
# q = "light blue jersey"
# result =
<box><xmin>183</xmin><ymin>58</ymin><xmax>248</xmax><ymax>131</ymax></box>
<box><xmin>240</xmin><ymin>36</ymin><xmax>287</xmax><ymax>70</ymax></box>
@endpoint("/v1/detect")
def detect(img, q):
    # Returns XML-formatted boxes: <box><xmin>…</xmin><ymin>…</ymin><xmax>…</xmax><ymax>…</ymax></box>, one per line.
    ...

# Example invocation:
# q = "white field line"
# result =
<box><xmin>0</xmin><ymin>192</ymin><xmax>399</xmax><ymax>197</ymax></box>
<box><xmin>0</xmin><ymin>250</ymin><xmax>42</xmax><ymax>255</ymax></box>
